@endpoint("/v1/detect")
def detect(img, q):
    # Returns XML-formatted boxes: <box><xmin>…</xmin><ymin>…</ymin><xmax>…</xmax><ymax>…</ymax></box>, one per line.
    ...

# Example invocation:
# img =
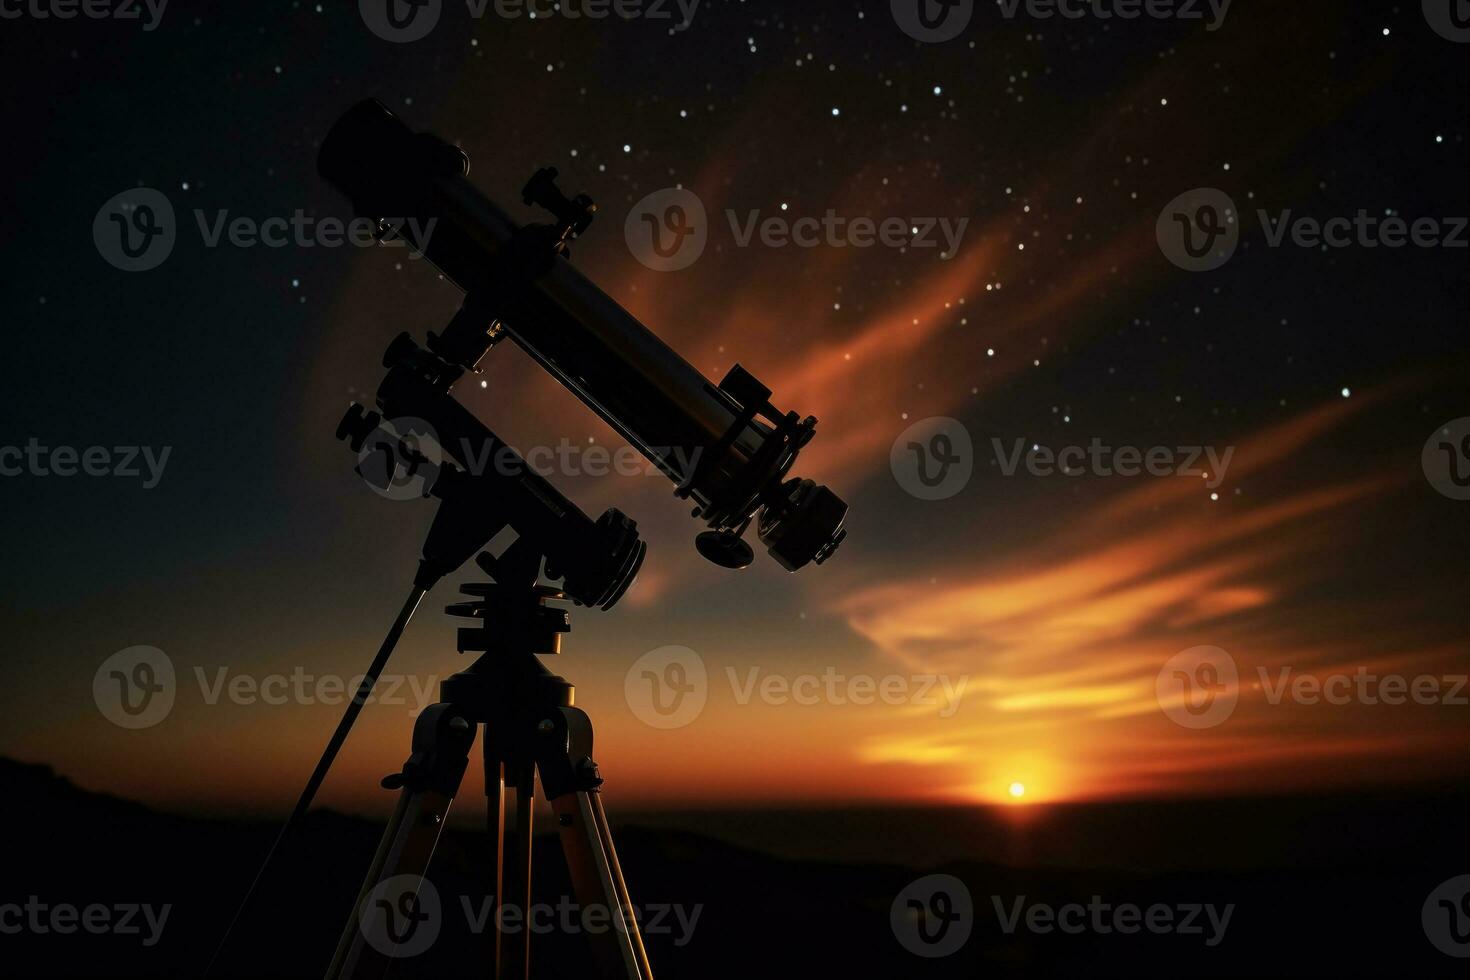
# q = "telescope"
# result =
<box><xmin>207</xmin><ymin>101</ymin><xmax>852</xmax><ymax>980</ymax></box>
<box><xmin>318</xmin><ymin>99</ymin><xmax>847</xmax><ymax>576</ymax></box>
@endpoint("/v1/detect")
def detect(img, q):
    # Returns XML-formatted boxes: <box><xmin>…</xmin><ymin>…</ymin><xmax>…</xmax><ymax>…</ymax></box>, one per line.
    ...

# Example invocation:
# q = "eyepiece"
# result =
<box><xmin>758</xmin><ymin>480</ymin><xmax>849</xmax><ymax>572</ymax></box>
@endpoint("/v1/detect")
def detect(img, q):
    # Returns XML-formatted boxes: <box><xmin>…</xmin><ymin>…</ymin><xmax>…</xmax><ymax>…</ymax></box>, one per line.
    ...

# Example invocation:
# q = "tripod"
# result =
<box><xmin>203</xmin><ymin>142</ymin><xmax>842</xmax><ymax>980</ymax></box>
<box><xmin>326</xmin><ymin>541</ymin><xmax>653</xmax><ymax>980</ymax></box>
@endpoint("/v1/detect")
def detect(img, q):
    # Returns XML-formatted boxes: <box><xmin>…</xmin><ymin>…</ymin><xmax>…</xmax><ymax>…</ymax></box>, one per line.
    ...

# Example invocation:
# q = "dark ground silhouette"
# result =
<box><xmin>1</xmin><ymin>758</ymin><xmax>1463</xmax><ymax>978</ymax></box>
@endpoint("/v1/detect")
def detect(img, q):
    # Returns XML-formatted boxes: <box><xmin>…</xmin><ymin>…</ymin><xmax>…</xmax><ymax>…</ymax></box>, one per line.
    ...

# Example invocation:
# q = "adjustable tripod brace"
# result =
<box><xmin>325</xmin><ymin>543</ymin><xmax>652</xmax><ymax>980</ymax></box>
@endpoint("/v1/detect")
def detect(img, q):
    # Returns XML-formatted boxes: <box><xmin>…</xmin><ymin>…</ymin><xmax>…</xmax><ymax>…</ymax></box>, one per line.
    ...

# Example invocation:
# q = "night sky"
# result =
<box><xmin>1</xmin><ymin>1</ymin><xmax>1467</xmax><ymax>817</ymax></box>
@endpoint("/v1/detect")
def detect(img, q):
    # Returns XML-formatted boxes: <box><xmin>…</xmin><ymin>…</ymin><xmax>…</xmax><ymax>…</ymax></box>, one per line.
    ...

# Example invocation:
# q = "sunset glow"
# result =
<box><xmin>9</xmin><ymin>11</ymin><xmax>1465</xmax><ymax>822</ymax></box>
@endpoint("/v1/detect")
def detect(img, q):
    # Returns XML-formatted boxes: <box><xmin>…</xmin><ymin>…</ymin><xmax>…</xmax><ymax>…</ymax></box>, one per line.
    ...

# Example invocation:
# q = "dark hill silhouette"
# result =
<box><xmin>0</xmin><ymin>758</ymin><xmax>1463</xmax><ymax>978</ymax></box>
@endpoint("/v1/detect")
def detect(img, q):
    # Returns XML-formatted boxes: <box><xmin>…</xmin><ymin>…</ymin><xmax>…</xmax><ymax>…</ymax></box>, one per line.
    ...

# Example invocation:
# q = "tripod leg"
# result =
<box><xmin>484</xmin><ymin>755</ymin><xmax>505</xmax><ymax>976</ymax></box>
<box><xmin>551</xmin><ymin>792</ymin><xmax>653</xmax><ymax>979</ymax></box>
<box><xmin>325</xmin><ymin>704</ymin><xmax>475</xmax><ymax>980</ymax></box>
<box><xmin>501</xmin><ymin>762</ymin><xmax>536</xmax><ymax>980</ymax></box>
<box><xmin>483</xmin><ymin>710</ymin><xmax>537</xmax><ymax>980</ymax></box>
<box><xmin>540</xmin><ymin>707</ymin><xmax>653</xmax><ymax>980</ymax></box>
<box><xmin>588</xmin><ymin>791</ymin><xmax>648</xmax><ymax>972</ymax></box>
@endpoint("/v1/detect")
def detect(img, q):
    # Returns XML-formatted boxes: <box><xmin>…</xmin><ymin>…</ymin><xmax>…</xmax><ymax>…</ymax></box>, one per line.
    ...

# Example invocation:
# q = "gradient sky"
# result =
<box><xmin>1</xmin><ymin>1</ymin><xmax>1467</xmax><ymax>819</ymax></box>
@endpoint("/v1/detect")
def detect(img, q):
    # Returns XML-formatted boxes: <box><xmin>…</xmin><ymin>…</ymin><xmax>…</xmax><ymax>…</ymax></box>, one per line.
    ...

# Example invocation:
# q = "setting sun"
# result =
<box><xmin>1009</xmin><ymin>782</ymin><xmax>1027</xmax><ymax>799</ymax></box>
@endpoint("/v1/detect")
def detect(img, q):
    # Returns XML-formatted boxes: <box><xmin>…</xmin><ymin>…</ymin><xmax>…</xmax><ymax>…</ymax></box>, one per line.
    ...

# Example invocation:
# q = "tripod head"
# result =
<box><xmin>447</xmin><ymin>542</ymin><xmax>573</xmax><ymax>659</ymax></box>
